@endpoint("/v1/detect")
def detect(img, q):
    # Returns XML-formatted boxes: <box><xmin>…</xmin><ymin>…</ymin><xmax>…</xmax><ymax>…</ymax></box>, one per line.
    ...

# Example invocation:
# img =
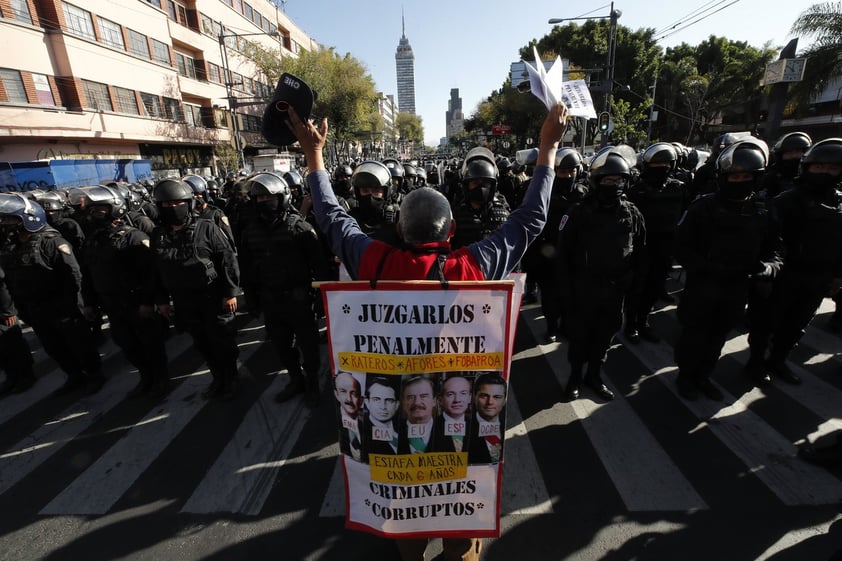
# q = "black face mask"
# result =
<box><xmin>777</xmin><ymin>159</ymin><xmax>800</xmax><ymax>179</ymax></box>
<box><xmin>159</xmin><ymin>204</ymin><xmax>190</xmax><ymax>226</ymax></box>
<box><xmin>642</xmin><ymin>167</ymin><xmax>670</xmax><ymax>187</ymax></box>
<box><xmin>595</xmin><ymin>181</ymin><xmax>624</xmax><ymax>205</ymax></box>
<box><xmin>257</xmin><ymin>199</ymin><xmax>280</xmax><ymax>222</ymax></box>
<box><xmin>466</xmin><ymin>185</ymin><xmax>490</xmax><ymax>206</ymax></box>
<box><xmin>801</xmin><ymin>171</ymin><xmax>840</xmax><ymax>190</ymax></box>
<box><xmin>718</xmin><ymin>178</ymin><xmax>756</xmax><ymax>201</ymax></box>
<box><xmin>359</xmin><ymin>194</ymin><xmax>386</xmax><ymax>213</ymax></box>
<box><xmin>552</xmin><ymin>177</ymin><xmax>575</xmax><ymax>198</ymax></box>
<box><xmin>333</xmin><ymin>179</ymin><xmax>351</xmax><ymax>197</ymax></box>
<box><xmin>87</xmin><ymin>209</ymin><xmax>111</xmax><ymax>226</ymax></box>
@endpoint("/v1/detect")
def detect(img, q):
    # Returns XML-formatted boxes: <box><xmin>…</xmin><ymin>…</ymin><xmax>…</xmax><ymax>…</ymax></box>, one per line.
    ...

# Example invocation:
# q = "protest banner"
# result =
<box><xmin>321</xmin><ymin>280</ymin><xmax>518</xmax><ymax>538</ymax></box>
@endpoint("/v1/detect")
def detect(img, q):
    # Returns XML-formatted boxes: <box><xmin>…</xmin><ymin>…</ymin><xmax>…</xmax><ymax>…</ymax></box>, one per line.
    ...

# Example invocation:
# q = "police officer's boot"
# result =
<box><xmin>564</xmin><ymin>365</ymin><xmax>583</xmax><ymax>402</ymax></box>
<box><xmin>765</xmin><ymin>349</ymin><xmax>801</xmax><ymax>385</ymax></box>
<box><xmin>303</xmin><ymin>369</ymin><xmax>321</xmax><ymax>408</ymax></box>
<box><xmin>743</xmin><ymin>349</ymin><xmax>771</xmax><ymax>386</ymax></box>
<box><xmin>585</xmin><ymin>362</ymin><xmax>614</xmax><ymax>401</ymax></box>
<box><xmin>275</xmin><ymin>370</ymin><xmax>306</xmax><ymax>403</ymax></box>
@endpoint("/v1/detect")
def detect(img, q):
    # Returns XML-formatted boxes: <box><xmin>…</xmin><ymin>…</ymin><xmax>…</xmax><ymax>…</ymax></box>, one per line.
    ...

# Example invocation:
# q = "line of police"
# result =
<box><xmin>0</xmin><ymin>131</ymin><xmax>841</xmax><ymax>465</ymax></box>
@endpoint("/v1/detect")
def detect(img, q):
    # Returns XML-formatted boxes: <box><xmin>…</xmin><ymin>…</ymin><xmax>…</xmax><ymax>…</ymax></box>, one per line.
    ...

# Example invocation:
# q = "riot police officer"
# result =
<box><xmin>674</xmin><ymin>139</ymin><xmax>783</xmax><ymax>401</ymax></box>
<box><xmin>759</xmin><ymin>132</ymin><xmax>812</xmax><ymax>199</ymax></box>
<box><xmin>183</xmin><ymin>174</ymin><xmax>236</xmax><ymax>250</ymax></box>
<box><xmin>0</xmin><ymin>265</ymin><xmax>35</xmax><ymax>395</ymax></box>
<box><xmin>77</xmin><ymin>186</ymin><xmax>170</xmax><ymax>398</ymax></box>
<box><xmin>746</xmin><ymin>138</ymin><xmax>842</xmax><ymax>386</ymax></box>
<box><xmin>27</xmin><ymin>190</ymin><xmax>85</xmax><ymax>251</ymax></box>
<box><xmin>238</xmin><ymin>173</ymin><xmax>327</xmax><ymax>407</ymax></box>
<box><xmin>348</xmin><ymin>160</ymin><xmax>400</xmax><ymax>244</ymax></box>
<box><xmin>450</xmin><ymin>148</ymin><xmax>510</xmax><ymax>249</ymax></box>
<box><xmin>624</xmin><ymin>142</ymin><xmax>689</xmax><ymax>343</ymax></box>
<box><xmin>528</xmin><ymin>148</ymin><xmax>588</xmax><ymax>342</ymax></box>
<box><xmin>0</xmin><ymin>194</ymin><xmax>104</xmax><ymax>395</ymax></box>
<box><xmin>556</xmin><ymin>147</ymin><xmax>646</xmax><ymax>402</ymax></box>
<box><xmin>150</xmin><ymin>178</ymin><xmax>241</xmax><ymax>400</ymax></box>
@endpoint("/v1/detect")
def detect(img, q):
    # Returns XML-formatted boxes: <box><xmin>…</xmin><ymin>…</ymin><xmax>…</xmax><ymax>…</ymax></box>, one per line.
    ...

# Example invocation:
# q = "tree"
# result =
<box><xmin>395</xmin><ymin>112</ymin><xmax>423</xmax><ymax>157</ymax></box>
<box><xmin>608</xmin><ymin>97</ymin><xmax>650</xmax><ymax>148</ymax></box>
<box><xmin>241</xmin><ymin>42</ymin><xmax>386</xmax><ymax>163</ymax></box>
<box><xmin>788</xmin><ymin>2</ymin><xmax>842</xmax><ymax>111</ymax></box>
<box><xmin>214</xmin><ymin>144</ymin><xmax>240</xmax><ymax>176</ymax></box>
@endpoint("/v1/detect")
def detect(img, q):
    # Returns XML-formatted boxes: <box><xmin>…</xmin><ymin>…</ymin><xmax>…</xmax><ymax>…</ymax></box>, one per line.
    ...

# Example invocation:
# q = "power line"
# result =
<box><xmin>655</xmin><ymin>0</ymin><xmax>742</xmax><ymax>42</ymax></box>
<box><xmin>653</xmin><ymin>0</ymin><xmax>725</xmax><ymax>36</ymax></box>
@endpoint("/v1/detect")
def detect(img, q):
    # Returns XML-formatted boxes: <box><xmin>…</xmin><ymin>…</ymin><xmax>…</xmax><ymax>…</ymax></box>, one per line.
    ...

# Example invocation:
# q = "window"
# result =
<box><xmin>113</xmin><ymin>86</ymin><xmax>138</xmax><ymax>114</ymax></box>
<box><xmin>32</xmin><ymin>73</ymin><xmax>56</xmax><ymax>105</ymax></box>
<box><xmin>233</xmin><ymin>0</ymin><xmax>242</xmax><ymax>15</ymax></box>
<box><xmin>244</xmin><ymin>3</ymin><xmax>252</xmax><ymax>21</ymax></box>
<box><xmin>0</xmin><ymin>69</ymin><xmax>27</xmax><ymax>103</ymax></box>
<box><xmin>206</xmin><ymin>62</ymin><xmax>221</xmax><ymax>84</ymax></box>
<box><xmin>175</xmin><ymin>53</ymin><xmax>196</xmax><ymax>79</ymax></box>
<box><xmin>151</xmin><ymin>39</ymin><xmax>170</xmax><ymax>65</ymax></box>
<box><xmin>83</xmin><ymin>80</ymin><xmax>113</xmax><ymax>111</ymax></box>
<box><xmin>242</xmin><ymin>114</ymin><xmax>260</xmax><ymax>132</ymax></box>
<box><xmin>166</xmin><ymin>0</ymin><xmax>187</xmax><ymax>25</ymax></box>
<box><xmin>231</xmin><ymin>72</ymin><xmax>243</xmax><ymax>91</ymax></box>
<box><xmin>62</xmin><ymin>3</ymin><xmax>96</xmax><ymax>40</ymax></box>
<box><xmin>184</xmin><ymin>103</ymin><xmax>202</xmax><ymax>127</ymax></box>
<box><xmin>97</xmin><ymin>16</ymin><xmax>125</xmax><ymax>50</ymax></box>
<box><xmin>144</xmin><ymin>0</ymin><xmax>162</xmax><ymax>8</ymax></box>
<box><xmin>127</xmin><ymin>29</ymin><xmax>149</xmax><ymax>58</ymax></box>
<box><xmin>141</xmin><ymin>92</ymin><xmax>163</xmax><ymax>118</ymax></box>
<box><xmin>200</xmin><ymin>14</ymin><xmax>215</xmax><ymax>36</ymax></box>
<box><xmin>9</xmin><ymin>0</ymin><xmax>33</xmax><ymax>24</ymax></box>
<box><xmin>163</xmin><ymin>96</ymin><xmax>183</xmax><ymax>121</ymax></box>
<box><xmin>252</xmin><ymin>12</ymin><xmax>261</xmax><ymax>29</ymax></box>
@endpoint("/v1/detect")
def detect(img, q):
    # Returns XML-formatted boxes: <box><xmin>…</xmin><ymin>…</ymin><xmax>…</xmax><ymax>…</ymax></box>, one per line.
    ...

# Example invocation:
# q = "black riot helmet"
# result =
<box><xmin>28</xmin><ymin>190</ymin><xmax>66</xmax><ymax>212</ymax></box>
<box><xmin>715</xmin><ymin>138</ymin><xmax>768</xmax><ymax>200</ymax></box>
<box><xmin>244</xmin><ymin>172</ymin><xmax>292</xmax><ymax>210</ymax></box>
<box><xmin>642</xmin><ymin>142</ymin><xmax>678</xmax><ymax>170</ymax></box>
<box><xmin>554</xmin><ymin>148</ymin><xmax>584</xmax><ymax>175</ymax></box>
<box><xmin>773</xmin><ymin>132</ymin><xmax>813</xmax><ymax>179</ymax></box>
<box><xmin>0</xmin><ymin>193</ymin><xmax>48</xmax><ymax>233</ymax></box>
<box><xmin>79</xmin><ymin>185</ymin><xmax>129</xmax><ymax>219</ymax></box>
<box><xmin>774</xmin><ymin>132</ymin><xmax>812</xmax><ymax>156</ymax></box>
<box><xmin>182</xmin><ymin>174</ymin><xmax>210</xmax><ymax>203</ymax></box>
<box><xmin>154</xmin><ymin>178</ymin><xmax>195</xmax><ymax>210</ymax></box>
<box><xmin>461</xmin><ymin>146</ymin><xmax>498</xmax><ymax>205</ymax></box>
<box><xmin>334</xmin><ymin>165</ymin><xmax>353</xmax><ymax>181</ymax></box>
<box><xmin>589</xmin><ymin>145</ymin><xmax>635</xmax><ymax>203</ymax></box>
<box><xmin>351</xmin><ymin>160</ymin><xmax>392</xmax><ymax>200</ymax></box>
<box><xmin>403</xmin><ymin>163</ymin><xmax>418</xmax><ymax>182</ymax></box>
<box><xmin>798</xmin><ymin>138</ymin><xmax>842</xmax><ymax>192</ymax></box>
<box><xmin>206</xmin><ymin>179</ymin><xmax>220</xmax><ymax>197</ymax></box>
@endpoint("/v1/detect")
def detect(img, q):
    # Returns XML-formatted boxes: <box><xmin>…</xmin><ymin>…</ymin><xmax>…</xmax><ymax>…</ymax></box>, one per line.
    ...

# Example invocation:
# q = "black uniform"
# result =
<box><xmin>348</xmin><ymin>200</ymin><xmax>400</xmax><ymax>245</ymax></box>
<box><xmin>0</xmin><ymin>227</ymin><xmax>104</xmax><ymax>393</ymax></box>
<box><xmin>674</xmin><ymin>194</ymin><xmax>783</xmax><ymax>388</ymax></box>
<box><xmin>450</xmin><ymin>194</ymin><xmax>510</xmax><ymax>249</ymax></box>
<box><xmin>624</xmin><ymin>176</ymin><xmax>689</xmax><ymax>336</ymax></box>
<box><xmin>197</xmin><ymin>203</ymin><xmax>236</xmax><ymax>251</ymax></box>
<box><xmin>529</xmin><ymin>176</ymin><xmax>588</xmax><ymax>340</ymax></box>
<box><xmin>239</xmin><ymin>208</ymin><xmax>326</xmax><ymax>396</ymax></box>
<box><xmin>746</xmin><ymin>184</ymin><xmax>842</xmax><ymax>380</ymax></box>
<box><xmin>81</xmin><ymin>219</ymin><xmax>170</xmax><ymax>396</ymax></box>
<box><xmin>151</xmin><ymin>216</ymin><xmax>240</xmax><ymax>398</ymax></box>
<box><xmin>0</xmin><ymin>265</ymin><xmax>35</xmax><ymax>395</ymax></box>
<box><xmin>557</xmin><ymin>195</ymin><xmax>646</xmax><ymax>386</ymax></box>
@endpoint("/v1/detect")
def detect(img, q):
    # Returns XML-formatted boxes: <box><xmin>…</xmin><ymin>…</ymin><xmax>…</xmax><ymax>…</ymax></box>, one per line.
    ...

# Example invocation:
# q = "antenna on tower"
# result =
<box><xmin>401</xmin><ymin>6</ymin><xmax>406</xmax><ymax>38</ymax></box>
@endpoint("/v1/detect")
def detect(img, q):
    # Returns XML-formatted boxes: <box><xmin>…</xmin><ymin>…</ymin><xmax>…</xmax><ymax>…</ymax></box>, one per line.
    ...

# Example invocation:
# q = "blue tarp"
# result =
<box><xmin>0</xmin><ymin>159</ymin><xmax>153</xmax><ymax>192</ymax></box>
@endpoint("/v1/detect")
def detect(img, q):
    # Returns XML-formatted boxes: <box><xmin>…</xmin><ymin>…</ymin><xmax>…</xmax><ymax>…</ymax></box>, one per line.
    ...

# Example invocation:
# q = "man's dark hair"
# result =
<box><xmin>474</xmin><ymin>372</ymin><xmax>507</xmax><ymax>395</ymax></box>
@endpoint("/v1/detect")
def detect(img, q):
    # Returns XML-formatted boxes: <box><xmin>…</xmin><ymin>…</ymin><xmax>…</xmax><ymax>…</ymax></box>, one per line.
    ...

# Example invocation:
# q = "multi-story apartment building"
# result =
<box><xmin>0</xmin><ymin>0</ymin><xmax>316</xmax><ymax>182</ymax></box>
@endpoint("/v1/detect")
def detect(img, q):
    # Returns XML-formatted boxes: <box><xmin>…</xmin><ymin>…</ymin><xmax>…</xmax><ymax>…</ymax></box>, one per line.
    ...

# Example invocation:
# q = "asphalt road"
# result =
<box><xmin>1</xmin><ymin>280</ymin><xmax>841</xmax><ymax>561</ymax></box>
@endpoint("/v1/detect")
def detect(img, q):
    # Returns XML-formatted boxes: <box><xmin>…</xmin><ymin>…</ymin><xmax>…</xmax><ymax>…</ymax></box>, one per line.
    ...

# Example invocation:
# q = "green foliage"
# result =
<box><xmin>214</xmin><ymin>143</ymin><xmax>240</xmax><ymax>175</ymax></box>
<box><xmin>395</xmin><ymin>112</ymin><xmax>424</xmax><ymax>143</ymax></box>
<box><xmin>608</xmin><ymin>97</ymin><xmax>650</xmax><ymax>148</ymax></box>
<box><xmin>788</xmin><ymin>2</ymin><xmax>842</xmax><ymax>111</ymax></box>
<box><xmin>240</xmin><ymin>42</ymin><xmax>398</xmax><ymax>147</ymax></box>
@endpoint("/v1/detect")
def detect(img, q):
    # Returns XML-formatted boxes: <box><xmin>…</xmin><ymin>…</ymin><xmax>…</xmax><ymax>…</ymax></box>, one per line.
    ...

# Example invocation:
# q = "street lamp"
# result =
<box><xmin>218</xmin><ymin>24</ymin><xmax>280</xmax><ymax>171</ymax></box>
<box><xmin>549</xmin><ymin>2</ymin><xmax>621</xmax><ymax>148</ymax></box>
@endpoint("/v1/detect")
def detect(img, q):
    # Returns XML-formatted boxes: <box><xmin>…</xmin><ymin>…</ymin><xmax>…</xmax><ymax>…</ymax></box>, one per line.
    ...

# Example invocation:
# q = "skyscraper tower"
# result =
<box><xmin>395</xmin><ymin>10</ymin><xmax>416</xmax><ymax>114</ymax></box>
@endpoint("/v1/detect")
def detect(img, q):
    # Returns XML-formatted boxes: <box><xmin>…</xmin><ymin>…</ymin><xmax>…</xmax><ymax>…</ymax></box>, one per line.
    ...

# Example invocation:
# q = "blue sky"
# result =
<box><xmin>284</xmin><ymin>0</ymin><xmax>815</xmax><ymax>145</ymax></box>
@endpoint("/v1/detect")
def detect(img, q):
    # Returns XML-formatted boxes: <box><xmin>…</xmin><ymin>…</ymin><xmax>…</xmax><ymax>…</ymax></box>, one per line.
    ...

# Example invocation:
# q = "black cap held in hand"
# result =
<box><xmin>261</xmin><ymin>73</ymin><xmax>316</xmax><ymax>147</ymax></box>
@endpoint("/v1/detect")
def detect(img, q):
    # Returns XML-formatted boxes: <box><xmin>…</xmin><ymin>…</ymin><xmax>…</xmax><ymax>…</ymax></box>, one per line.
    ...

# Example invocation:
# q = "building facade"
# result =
<box><xmin>0</xmin><ymin>0</ymin><xmax>316</xmax><ymax>184</ymax></box>
<box><xmin>394</xmin><ymin>13</ymin><xmax>415</xmax><ymax>115</ymax></box>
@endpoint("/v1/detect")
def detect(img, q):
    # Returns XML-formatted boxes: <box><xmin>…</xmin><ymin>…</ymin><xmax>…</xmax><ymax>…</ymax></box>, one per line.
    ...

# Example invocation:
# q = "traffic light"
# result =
<box><xmin>598</xmin><ymin>112</ymin><xmax>610</xmax><ymax>132</ymax></box>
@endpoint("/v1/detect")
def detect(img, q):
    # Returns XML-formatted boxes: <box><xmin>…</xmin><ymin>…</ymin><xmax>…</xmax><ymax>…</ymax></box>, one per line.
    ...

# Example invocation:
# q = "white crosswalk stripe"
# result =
<box><xmin>0</xmin><ymin>296</ymin><xmax>840</xmax><ymax>520</ymax></box>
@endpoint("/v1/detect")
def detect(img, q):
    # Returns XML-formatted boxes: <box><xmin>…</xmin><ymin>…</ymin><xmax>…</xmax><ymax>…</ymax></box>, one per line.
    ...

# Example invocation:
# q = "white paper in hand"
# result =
<box><xmin>523</xmin><ymin>47</ymin><xmax>597</xmax><ymax>120</ymax></box>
